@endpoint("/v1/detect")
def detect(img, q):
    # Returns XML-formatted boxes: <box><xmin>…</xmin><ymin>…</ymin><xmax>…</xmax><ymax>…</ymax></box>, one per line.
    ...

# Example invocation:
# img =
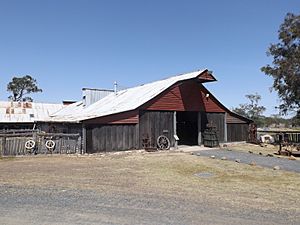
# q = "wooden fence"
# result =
<box><xmin>0</xmin><ymin>131</ymin><xmax>81</xmax><ymax>156</ymax></box>
<box><xmin>258</xmin><ymin>130</ymin><xmax>300</xmax><ymax>143</ymax></box>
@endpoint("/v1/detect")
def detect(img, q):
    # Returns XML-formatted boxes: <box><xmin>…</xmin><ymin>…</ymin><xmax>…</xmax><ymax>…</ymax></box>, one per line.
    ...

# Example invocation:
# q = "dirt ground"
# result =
<box><xmin>0</xmin><ymin>150</ymin><xmax>300</xmax><ymax>224</ymax></box>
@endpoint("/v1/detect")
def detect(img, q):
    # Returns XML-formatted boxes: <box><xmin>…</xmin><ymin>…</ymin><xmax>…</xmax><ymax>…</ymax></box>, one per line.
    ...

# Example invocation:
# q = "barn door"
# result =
<box><xmin>176</xmin><ymin>111</ymin><xmax>198</xmax><ymax>145</ymax></box>
<box><xmin>205</xmin><ymin>113</ymin><xmax>226</xmax><ymax>142</ymax></box>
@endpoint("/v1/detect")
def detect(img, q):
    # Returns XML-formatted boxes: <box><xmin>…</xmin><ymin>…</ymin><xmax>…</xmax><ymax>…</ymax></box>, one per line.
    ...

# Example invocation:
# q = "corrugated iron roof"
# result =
<box><xmin>0</xmin><ymin>101</ymin><xmax>64</xmax><ymax>123</ymax></box>
<box><xmin>47</xmin><ymin>69</ymin><xmax>208</xmax><ymax>122</ymax></box>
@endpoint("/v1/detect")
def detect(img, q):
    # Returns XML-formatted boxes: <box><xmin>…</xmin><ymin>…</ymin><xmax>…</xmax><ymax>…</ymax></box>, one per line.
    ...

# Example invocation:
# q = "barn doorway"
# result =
<box><xmin>176</xmin><ymin>111</ymin><xmax>198</xmax><ymax>145</ymax></box>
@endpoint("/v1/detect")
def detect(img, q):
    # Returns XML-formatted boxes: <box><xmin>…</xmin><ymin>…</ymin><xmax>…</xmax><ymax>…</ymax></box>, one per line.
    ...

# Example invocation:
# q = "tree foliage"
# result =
<box><xmin>7</xmin><ymin>75</ymin><xmax>42</xmax><ymax>102</ymax></box>
<box><xmin>291</xmin><ymin>111</ymin><xmax>300</xmax><ymax>127</ymax></box>
<box><xmin>261</xmin><ymin>13</ymin><xmax>300</xmax><ymax>114</ymax></box>
<box><xmin>232</xmin><ymin>93</ymin><xmax>266</xmax><ymax>126</ymax></box>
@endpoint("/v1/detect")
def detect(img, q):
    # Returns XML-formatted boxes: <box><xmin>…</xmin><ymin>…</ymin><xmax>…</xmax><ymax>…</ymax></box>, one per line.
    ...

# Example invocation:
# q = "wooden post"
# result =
<box><xmin>82</xmin><ymin>124</ymin><xmax>87</xmax><ymax>154</ymax></box>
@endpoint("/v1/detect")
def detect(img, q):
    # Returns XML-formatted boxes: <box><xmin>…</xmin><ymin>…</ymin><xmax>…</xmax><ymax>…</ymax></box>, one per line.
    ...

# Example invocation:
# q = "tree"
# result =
<box><xmin>7</xmin><ymin>75</ymin><xmax>42</xmax><ymax>102</ymax></box>
<box><xmin>291</xmin><ymin>111</ymin><xmax>300</xmax><ymax>127</ymax></box>
<box><xmin>261</xmin><ymin>13</ymin><xmax>300</xmax><ymax>115</ymax></box>
<box><xmin>232</xmin><ymin>93</ymin><xmax>266</xmax><ymax>126</ymax></box>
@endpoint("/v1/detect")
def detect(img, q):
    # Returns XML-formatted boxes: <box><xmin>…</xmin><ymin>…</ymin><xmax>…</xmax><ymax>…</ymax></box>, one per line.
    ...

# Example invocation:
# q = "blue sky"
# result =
<box><xmin>0</xmin><ymin>0</ymin><xmax>299</xmax><ymax>116</ymax></box>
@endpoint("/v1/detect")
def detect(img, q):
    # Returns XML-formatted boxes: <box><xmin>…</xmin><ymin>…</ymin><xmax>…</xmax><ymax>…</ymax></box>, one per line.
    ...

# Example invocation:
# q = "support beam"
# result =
<box><xmin>198</xmin><ymin>112</ymin><xmax>202</xmax><ymax>146</ymax></box>
<box><xmin>224</xmin><ymin>113</ymin><xmax>228</xmax><ymax>142</ymax></box>
<box><xmin>173</xmin><ymin>111</ymin><xmax>178</xmax><ymax>149</ymax></box>
<box><xmin>82</xmin><ymin>124</ymin><xmax>87</xmax><ymax>154</ymax></box>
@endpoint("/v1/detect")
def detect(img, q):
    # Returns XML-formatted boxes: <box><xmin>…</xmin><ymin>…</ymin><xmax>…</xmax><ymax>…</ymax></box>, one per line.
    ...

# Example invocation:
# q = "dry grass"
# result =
<box><xmin>0</xmin><ymin>151</ymin><xmax>299</xmax><ymax>213</ymax></box>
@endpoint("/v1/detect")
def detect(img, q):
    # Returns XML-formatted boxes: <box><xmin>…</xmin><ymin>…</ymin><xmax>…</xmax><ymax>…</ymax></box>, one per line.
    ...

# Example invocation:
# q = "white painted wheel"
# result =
<box><xmin>45</xmin><ymin>140</ymin><xmax>55</xmax><ymax>150</ymax></box>
<box><xmin>25</xmin><ymin>140</ymin><xmax>35</xmax><ymax>150</ymax></box>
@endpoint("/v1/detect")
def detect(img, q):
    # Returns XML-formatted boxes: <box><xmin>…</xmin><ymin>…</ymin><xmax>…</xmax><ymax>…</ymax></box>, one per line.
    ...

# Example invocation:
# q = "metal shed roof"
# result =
<box><xmin>47</xmin><ymin>69</ymin><xmax>210</xmax><ymax>122</ymax></box>
<box><xmin>0</xmin><ymin>101</ymin><xmax>64</xmax><ymax>123</ymax></box>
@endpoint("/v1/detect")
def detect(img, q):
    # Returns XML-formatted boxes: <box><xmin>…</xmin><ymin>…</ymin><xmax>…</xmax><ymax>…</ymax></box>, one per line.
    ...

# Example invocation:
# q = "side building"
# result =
<box><xmin>0</xmin><ymin>101</ymin><xmax>64</xmax><ymax>131</ymax></box>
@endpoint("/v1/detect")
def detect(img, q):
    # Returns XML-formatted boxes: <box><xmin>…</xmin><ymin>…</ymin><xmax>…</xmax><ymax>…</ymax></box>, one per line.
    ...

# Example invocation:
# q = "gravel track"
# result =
<box><xmin>0</xmin><ymin>185</ymin><xmax>297</xmax><ymax>225</ymax></box>
<box><xmin>194</xmin><ymin>149</ymin><xmax>300</xmax><ymax>172</ymax></box>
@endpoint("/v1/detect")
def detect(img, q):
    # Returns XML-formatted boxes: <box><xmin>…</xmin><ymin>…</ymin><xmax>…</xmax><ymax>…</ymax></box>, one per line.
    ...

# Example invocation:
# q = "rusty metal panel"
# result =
<box><xmin>0</xmin><ymin>101</ymin><xmax>64</xmax><ymax>123</ymax></box>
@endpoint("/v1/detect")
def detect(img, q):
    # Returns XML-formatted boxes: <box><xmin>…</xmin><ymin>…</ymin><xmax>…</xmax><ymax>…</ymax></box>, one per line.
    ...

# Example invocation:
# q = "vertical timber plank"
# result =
<box><xmin>1</xmin><ymin>136</ymin><xmax>5</xmax><ymax>157</ymax></box>
<box><xmin>136</xmin><ymin>123</ymin><xmax>139</xmax><ymax>149</ymax></box>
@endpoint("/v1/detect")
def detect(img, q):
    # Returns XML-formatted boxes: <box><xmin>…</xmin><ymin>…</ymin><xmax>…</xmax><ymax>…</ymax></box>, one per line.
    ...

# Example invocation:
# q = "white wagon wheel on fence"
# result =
<box><xmin>25</xmin><ymin>140</ymin><xmax>35</xmax><ymax>151</ymax></box>
<box><xmin>45</xmin><ymin>140</ymin><xmax>56</xmax><ymax>151</ymax></box>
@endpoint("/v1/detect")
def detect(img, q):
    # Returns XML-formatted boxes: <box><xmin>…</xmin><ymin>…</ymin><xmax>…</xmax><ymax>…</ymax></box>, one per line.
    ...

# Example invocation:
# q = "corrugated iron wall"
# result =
<box><xmin>143</xmin><ymin>81</ymin><xmax>225</xmax><ymax>113</ymax></box>
<box><xmin>82</xmin><ymin>88</ymin><xmax>114</xmax><ymax>107</ymax></box>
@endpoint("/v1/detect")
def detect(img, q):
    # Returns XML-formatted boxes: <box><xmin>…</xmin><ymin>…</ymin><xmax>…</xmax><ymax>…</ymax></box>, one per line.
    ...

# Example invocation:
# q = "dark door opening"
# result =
<box><xmin>176</xmin><ymin>111</ymin><xmax>198</xmax><ymax>145</ymax></box>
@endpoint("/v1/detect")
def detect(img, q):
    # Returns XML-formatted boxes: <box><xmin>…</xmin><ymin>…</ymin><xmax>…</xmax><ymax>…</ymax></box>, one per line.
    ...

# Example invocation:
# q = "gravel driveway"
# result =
<box><xmin>0</xmin><ymin>185</ymin><xmax>297</xmax><ymax>225</ymax></box>
<box><xmin>194</xmin><ymin>149</ymin><xmax>300</xmax><ymax>173</ymax></box>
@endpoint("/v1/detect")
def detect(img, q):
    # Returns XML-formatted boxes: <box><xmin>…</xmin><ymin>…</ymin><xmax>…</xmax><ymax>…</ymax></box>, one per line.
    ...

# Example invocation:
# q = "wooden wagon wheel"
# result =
<box><xmin>157</xmin><ymin>135</ymin><xmax>170</xmax><ymax>150</ymax></box>
<box><xmin>45</xmin><ymin>140</ymin><xmax>56</xmax><ymax>151</ymax></box>
<box><xmin>25</xmin><ymin>140</ymin><xmax>35</xmax><ymax>150</ymax></box>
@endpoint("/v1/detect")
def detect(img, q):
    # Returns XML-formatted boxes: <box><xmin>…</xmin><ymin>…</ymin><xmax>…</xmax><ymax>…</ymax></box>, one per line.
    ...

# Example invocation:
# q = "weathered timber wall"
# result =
<box><xmin>86</xmin><ymin>124</ymin><xmax>138</xmax><ymax>153</ymax></box>
<box><xmin>204</xmin><ymin>113</ymin><xmax>226</xmax><ymax>142</ymax></box>
<box><xmin>227</xmin><ymin>124</ymin><xmax>249</xmax><ymax>142</ymax></box>
<box><xmin>139</xmin><ymin>111</ymin><xmax>174</xmax><ymax>148</ymax></box>
<box><xmin>0</xmin><ymin>132</ymin><xmax>81</xmax><ymax>156</ymax></box>
<box><xmin>226</xmin><ymin>112</ymin><xmax>249</xmax><ymax>124</ymax></box>
<box><xmin>37</xmin><ymin>123</ymin><xmax>82</xmax><ymax>134</ymax></box>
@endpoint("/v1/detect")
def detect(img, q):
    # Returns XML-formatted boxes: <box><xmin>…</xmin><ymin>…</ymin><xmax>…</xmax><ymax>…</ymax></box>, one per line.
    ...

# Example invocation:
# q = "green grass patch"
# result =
<box><xmin>0</xmin><ymin>156</ymin><xmax>16</xmax><ymax>161</ymax></box>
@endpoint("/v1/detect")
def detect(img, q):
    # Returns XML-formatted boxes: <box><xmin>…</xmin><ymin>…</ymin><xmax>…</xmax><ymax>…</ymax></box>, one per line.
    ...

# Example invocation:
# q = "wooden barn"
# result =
<box><xmin>46</xmin><ymin>69</ymin><xmax>252</xmax><ymax>153</ymax></box>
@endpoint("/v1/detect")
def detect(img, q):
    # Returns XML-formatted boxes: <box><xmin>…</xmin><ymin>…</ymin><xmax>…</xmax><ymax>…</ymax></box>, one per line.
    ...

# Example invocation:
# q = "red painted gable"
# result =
<box><xmin>142</xmin><ymin>81</ymin><xmax>225</xmax><ymax>112</ymax></box>
<box><xmin>83</xmin><ymin>79</ymin><xmax>233</xmax><ymax>125</ymax></box>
